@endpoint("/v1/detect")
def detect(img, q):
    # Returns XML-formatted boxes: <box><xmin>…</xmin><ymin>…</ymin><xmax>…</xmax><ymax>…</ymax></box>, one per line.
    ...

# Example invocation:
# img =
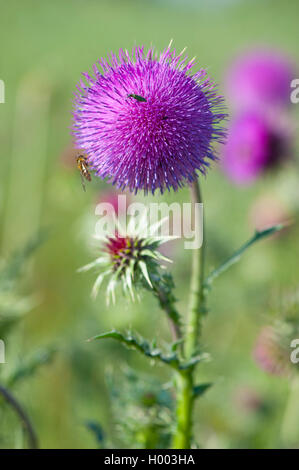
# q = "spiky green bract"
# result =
<box><xmin>78</xmin><ymin>215</ymin><xmax>176</xmax><ymax>304</ymax></box>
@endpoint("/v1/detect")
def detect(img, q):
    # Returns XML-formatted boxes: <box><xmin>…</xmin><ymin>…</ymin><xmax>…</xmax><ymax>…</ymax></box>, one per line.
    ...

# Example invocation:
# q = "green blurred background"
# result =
<box><xmin>0</xmin><ymin>0</ymin><xmax>299</xmax><ymax>449</ymax></box>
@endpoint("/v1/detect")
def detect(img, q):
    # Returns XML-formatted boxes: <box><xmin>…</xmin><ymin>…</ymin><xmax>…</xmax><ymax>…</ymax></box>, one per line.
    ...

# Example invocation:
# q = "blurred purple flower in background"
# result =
<box><xmin>222</xmin><ymin>48</ymin><xmax>295</xmax><ymax>184</ymax></box>
<box><xmin>226</xmin><ymin>49</ymin><xmax>295</xmax><ymax>112</ymax></box>
<box><xmin>72</xmin><ymin>44</ymin><xmax>227</xmax><ymax>194</ymax></box>
<box><xmin>254</xmin><ymin>326</ymin><xmax>293</xmax><ymax>377</ymax></box>
<box><xmin>222</xmin><ymin>113</ymin><xmax>289</xmax><ymax>184</ymax></box>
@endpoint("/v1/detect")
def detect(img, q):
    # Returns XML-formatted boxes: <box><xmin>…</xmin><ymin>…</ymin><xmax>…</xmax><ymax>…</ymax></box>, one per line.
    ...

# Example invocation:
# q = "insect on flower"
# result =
<box><xmin>127</xmin><ymin>94</ymin><xmax>147</xmax><ymax>102</ymax></box>
<box><xmin>76</xmin><ymin>155</ymin><xmax>91</xmax><ymax>191</ymax></box>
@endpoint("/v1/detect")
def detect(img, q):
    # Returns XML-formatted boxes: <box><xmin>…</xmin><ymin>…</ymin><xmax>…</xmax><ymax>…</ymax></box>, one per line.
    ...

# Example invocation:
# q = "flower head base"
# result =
<box><xmin>78</xmin><ymin>215</ymin><xmax>174</xmax><ymax>304</ymax></box>
<box><xmin>106</xmin><ymin>234</ymin><xmax>138</xmax><ymax>268</ymax></box>
<box><xmin>72</xmin><ymin>43</ymin><xmax>227</xmax><ymax>194</ymax></box>
<box><xmin>105</xmin><ymin>234</ymin><xmax>152</xmax><ymax>280</ymax></box>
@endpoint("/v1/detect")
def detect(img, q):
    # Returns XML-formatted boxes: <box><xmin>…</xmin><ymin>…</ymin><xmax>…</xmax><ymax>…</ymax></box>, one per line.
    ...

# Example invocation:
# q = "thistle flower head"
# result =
<box><xmin>72</xmin><ymin>43</ymin><xmax>227</xmax><ymax>194</ymax></box>
<box><xmin>254</xmin><ymin>314</ymin><xmax>299</xmax><ymax>378</ymax></box>
<box><xmin>105</xmin><ymin>234</ymin><xmax>148</xmax><ymax>275</ymax></box>
<box><xmin>226</xmin><ymin>49</ymin><xmax>295</xmax><ymax>112</ymax></box>
<box><xmin>254</xmin><ymin>326</ymin><xmax>291</xmax><ymax>377</ymax></box>
<box><xmin>222</xmin><ymin>112</ymin><xmax>290</xmax><ymax>185</ymax></box>
<box><xmin>78</xmin><ymin>214</ymin><xmax>174</xmax><ymax>304</ymax></box>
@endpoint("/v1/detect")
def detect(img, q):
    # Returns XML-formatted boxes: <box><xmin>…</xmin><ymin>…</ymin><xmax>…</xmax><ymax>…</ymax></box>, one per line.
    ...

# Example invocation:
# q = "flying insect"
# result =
<box><xmin>77</xmin><ymin>155</ymin><xmax>91</xmax><ymax>191</ymax></box>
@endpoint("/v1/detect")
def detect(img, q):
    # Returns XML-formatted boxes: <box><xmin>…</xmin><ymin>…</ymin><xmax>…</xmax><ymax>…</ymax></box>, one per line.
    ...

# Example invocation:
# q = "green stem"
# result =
<box><xmin>0</xmin><ymin>384</ymin><xmax>38</xmax><ymax>449</ymax></box>
<box><xmin>154</xmin><ymin>284</ymin><xmax>181</xmax><ymax>341</ymax></box>
<box><xmin>172</xmin><ymin>178</ymin><xmax>205</xmax><ymax>449</ymax></box>
<box><xmin>171</xmin><ymin>370</ymin><xmax>194</xmax><ymax>448</ymax></box>
<box><xmin>185</xmin><ymin>180</ymin><xmax>205</xmax><ymax>359</ymax></box>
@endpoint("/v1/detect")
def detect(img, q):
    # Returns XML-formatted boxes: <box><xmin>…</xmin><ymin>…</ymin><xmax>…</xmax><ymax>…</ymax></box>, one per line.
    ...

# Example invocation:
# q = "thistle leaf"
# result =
<box><xmin>170</xmin><ymin>338</ymin><xmax>184</xmax><ymax>352</ymax></box>
<box><xmin>6</xmin><ymin>347</ymin><xmax>56</xmax><ymax>388</ymax></box>
<box><xmin>88</xmin><ymin>330</ymin><xmax>181</xmax><ymax>369</ymax></box>
<box><xmin>204</xmin><ymin>224</ymin><xmax>285</xmax><ymax>289</ymax></box>
<box><xmin>179</xmin><ymin>354</ymin><xmax>208</xmax><ymax>370</ymax></box>
<box><xmin>85</xmin><ymin>420</ymin><xmax>105</xmax><ymax>448</ymax></box>
<box><xmin>89</xmin><ymin>330</ymin><xmax>204</xmax><ymax>371</ymax></box>
<box><xmin>193</xmin><ymin>382</ymin><xmax>213</xmax><ymax>399</ymax></box>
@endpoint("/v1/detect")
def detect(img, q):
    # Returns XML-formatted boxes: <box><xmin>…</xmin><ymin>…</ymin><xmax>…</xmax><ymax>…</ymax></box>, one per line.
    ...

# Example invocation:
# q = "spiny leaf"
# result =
<box><xmin>170</xmin><ymin>338</ymin><xmax>184</xmax><ymax>352</ymax></box>
<box><xmin>179</xmin><ymin>354</ymin><xmax>208</xmax><ymax>370</ymax></box>
<box><xmin>204</xmin><ymin>224</ymin><xmax>285</xmax><ymax>289</ymax></box>
<box><xmin>6</xmin><ymin>347</ymin><xmax>57</xmax><ymax>388</ymax></box>
<box><xmin>88</xmin><ymin>330</ymin><xmax>205</xmax><ymax>371</ymax></box>
<box><xmin>193</xmin><ymin>383</ymin><xmax>213</xmax><ymax>398</ymax></box>
<box><xmin>88</xmin><ymin>330</ymin><xmax>181</xmax><ymax>369</ymax></box>
<box><xmin>85</xmin><ymin>421</ymin><xmax>105</xmax><ymax>447</ymax></box>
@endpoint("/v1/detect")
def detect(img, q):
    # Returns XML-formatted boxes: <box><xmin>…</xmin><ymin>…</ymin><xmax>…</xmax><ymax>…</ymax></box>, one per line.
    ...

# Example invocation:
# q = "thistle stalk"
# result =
<box><xmin>172</xmin><ymin>178</ymin><xmax>205</xmax><ymax>449</ymax></box>
<box><xmin>0</xmin><ymin>384</ymin><xmax>38</xmax><ymax>449</ymax></box>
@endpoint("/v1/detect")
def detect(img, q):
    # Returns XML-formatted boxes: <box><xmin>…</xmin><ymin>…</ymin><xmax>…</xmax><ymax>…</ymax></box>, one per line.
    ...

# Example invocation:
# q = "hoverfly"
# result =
<box><xmin>127</xmin><ymin>94</ymin><xmax>147</xmax><ymax>102</ymax></box>
<box><xmin>76</xmin><ymin>155</ymin><xmax>91</xmax><ymax>192</ymax></box>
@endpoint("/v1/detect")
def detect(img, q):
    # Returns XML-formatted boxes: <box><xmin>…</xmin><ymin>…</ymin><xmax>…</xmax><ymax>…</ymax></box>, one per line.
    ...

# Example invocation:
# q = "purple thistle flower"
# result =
<box><xmin>72</xmin><ymin>44</ymin><xmax>227</xmax><ymax>194</ymax></box>
<box><xmin>222</xmin><ymin>112</ymin><xmax>290</xmax><ymax>185</ymax></box>
<box><xmin>226</xmin><ymin>49</ymin><xmax>295</xmax><ymax>112</ymax></box>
